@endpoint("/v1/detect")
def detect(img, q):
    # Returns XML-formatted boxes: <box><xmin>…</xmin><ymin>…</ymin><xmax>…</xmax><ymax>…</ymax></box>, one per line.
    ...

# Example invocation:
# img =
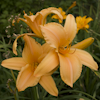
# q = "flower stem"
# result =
<box><xmin>32</xmin><ymin>86</ymin><xmax>39</xmax><ymax>100</ymax></box>
<box><xmin>10</xmin><ymin>69</ymin><xmax>16</xmax><ymax>83</ymax></box>
<box><xmin>10</xmin><ymin>70</ymin><xmax>19</xmax><ymax>100</ymax></box>
<box><xmin>84</xmin><ymin>30</ymin><xmax>90</xmax><ymax>92</ymax></box>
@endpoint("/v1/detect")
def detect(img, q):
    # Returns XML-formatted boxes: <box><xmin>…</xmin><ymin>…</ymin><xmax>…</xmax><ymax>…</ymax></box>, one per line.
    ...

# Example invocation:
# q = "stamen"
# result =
<box><xmin>58</xmin><ymin>43</ymin><xmax>76</xmax><ymax>55</ymax></box>
<box><xmin>68</xmin><ymin>48</ymin><xmax>76</xmax><ymax>54</ymax></box>
<box><xmin>59</xmin><ymin>44</ymin><xmax>71</xmax><ymax>55</ymax></box>
<box><xmin>30</xmin><ymin>62</ymin><xmax>38</xmax><ymax>71</ymax></box>
<box><xmin>34</xmin><ymin>62</ymin><xmax>38</xmax><ymax>70</ymax></box>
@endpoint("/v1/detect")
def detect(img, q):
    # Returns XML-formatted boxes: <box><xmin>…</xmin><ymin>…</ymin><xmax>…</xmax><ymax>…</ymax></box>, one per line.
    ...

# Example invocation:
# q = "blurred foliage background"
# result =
<box><xmin>0</xmin><ymin>0</ymin><xmax>100</xmax><ymax>100</ymax></box>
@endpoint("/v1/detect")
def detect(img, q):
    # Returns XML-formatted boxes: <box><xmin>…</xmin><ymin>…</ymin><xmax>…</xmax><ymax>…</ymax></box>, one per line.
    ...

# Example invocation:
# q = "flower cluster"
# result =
<box><xmin>1</xmin><ymin>7</ymin><xmax>98</xmax><ymax>96</ymax></box>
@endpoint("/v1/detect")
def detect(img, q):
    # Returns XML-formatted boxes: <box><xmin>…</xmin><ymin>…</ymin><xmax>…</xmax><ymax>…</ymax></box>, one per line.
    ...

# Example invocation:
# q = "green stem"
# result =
<box><xmin>32</xmin><ymin>86</ymin><xmax>39</xmax><ymax>100</ymax></box>
<box><xmin>89</xmin><ymin>29</ymin><xmax>100</xmax><ymax>36</ymax></box>
<box><xmin>14</xmin><ymin>93</ymin><xmax>18</xmax><ymax>100</ymax></box>
<box><xmin>10</xmin><ymin>70</ymin><xmax>19</xmax><ymax>100</ymax></box>
<box><xmin>98</xmin><ymin>0</ymin><xmax>100</xmax><ymax>33</ymax></box>
<box><xmin>84</xmin><ymin>29</ymin><xmax>90</xmax><ymax>93</ymax></box>
<box><xmin>59</xmin><ymin>90</ymin><xmax>97</xmax><ymax>100</ymax></box>
<box><xmin>10</xmin><ymin>70</ymin><xmax>16</xmax><ymax>83</ymax></box>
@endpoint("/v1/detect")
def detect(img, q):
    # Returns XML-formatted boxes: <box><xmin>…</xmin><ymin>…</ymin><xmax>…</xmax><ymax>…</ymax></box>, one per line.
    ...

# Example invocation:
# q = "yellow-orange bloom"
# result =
<box><xmin>18</xmin><ymin>7</ymin><xmax>63</xmax><ymax>38</ymax></box>
<box><xmin>76</xmin><ymin>16</ymin><xmax>93</xmax><ymax>33</ymax></box>
<box><xmin>51</xmin><ymin>2</ymin><xmax>76</xmax><ymax>23</ymax></box>
<box><xmin>34</xmin><ymin>14</ymin><xmax>98</xmax><ymax>87</ymax></box>
<box><xmin>1</xmin><ymin>34</ymin><xmax>59</xmax><ymax>96</ymax></box>
<box><xmin>52</xmin><ymin>7</ymin><xmax>67</xmax><ymax>23</ymax></box>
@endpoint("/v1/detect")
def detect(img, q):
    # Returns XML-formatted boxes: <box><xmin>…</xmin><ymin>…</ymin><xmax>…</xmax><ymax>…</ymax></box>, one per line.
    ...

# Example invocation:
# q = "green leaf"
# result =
<box><xmin>90</xmin><ymin>52</ymin><xmax>100</xmax><ymax>62</ymax></box>
<box><xmin>96</xmin><ymin>38</ymin><xmax>100</xmax><ymax>48</ymax></box>
<box><xmin>94</xmin><ymin>70</ymin><xmax>100</xmax><ymax>78</ymax></box>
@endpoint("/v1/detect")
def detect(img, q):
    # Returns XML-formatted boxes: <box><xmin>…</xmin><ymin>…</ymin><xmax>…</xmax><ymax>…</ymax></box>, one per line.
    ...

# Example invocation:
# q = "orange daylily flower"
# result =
<box><xmin>34</xmin><ymin>14</ymin><xmax>98</xmax><ymax>87</ymax></box>
<box><xmin>76</xmin><ymin>16</ymin><xmax>93</xmax><ymax>33</ymax></box>
<box><xmin>18</xmin><ymin>7</ymin><xmax>63</xmax><ymax>38</ymax></box>
<box><xmin>52</xmin><ymin>7</ymin><xmax>67</xmax><ymax>23</ymax></box>
<box><xmin>1</xmin><ymin>34</ymin><xmax>59</xmax><ymax>96</ymax></box>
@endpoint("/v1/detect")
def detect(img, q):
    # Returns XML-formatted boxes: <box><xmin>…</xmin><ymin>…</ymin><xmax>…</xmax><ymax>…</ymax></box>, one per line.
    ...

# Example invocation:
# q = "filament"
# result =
<box><xmin>68</xmin><ymin>48</ymin><xmax>76</xmax><ymax>54</ymax></box>
<box><xmin>59</xmin><ymin>44</ymin><xmax>71</xmax><ymax>55</ymax></box>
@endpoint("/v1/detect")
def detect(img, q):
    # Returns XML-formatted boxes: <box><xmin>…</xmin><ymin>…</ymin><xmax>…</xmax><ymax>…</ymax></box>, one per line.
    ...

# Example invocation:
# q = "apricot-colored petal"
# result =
<box><xmin>42</xmin><ymin>43</ymin><xmax>53</xmax><ymax>54</ymax></box>
<box><xmin>67</xmin><ymin>54</ymin><xmax>82</xmax><ymax>83</ymax></box>
<box><xmin>72</xmin><ymin>37</ymin><xmax>94</xmax><ymax>49</ymax></box>
<box><xmin>37</xmin><ymin>43</ymin><xmax>52</xmax><ymax>63</ymax></box>
<box><xmin>13</xmin><ymin>33</ymin><xmax>39</xmax><ymax>56</ymax></box>
<box><xmin>16</xmin><ymin>64</ymin><xmax>40</xmax><ymax>91</ymax></box>
<box><xmin>13</xmin><ymin>34</ymin><xmax>24</xmax><ymax>55</ymax></box>
<box><xmin>58</xmin><ymin>53</ymin><xmax>82</xmax><ymax>87</ymax></box>
<box><xmin>32</xmin><ymin>12</ymin><xmax>43</xmax><ymax>37</ymax></box>
<box><xmin>50</xmin><ymin>9</ymin><xmax>63</xmax><ymax>20</ymax></box>
<box><xmin>19</xmin><ymin>13</ymin><xmax>43</xmax><ymax>38</ymax></box>
<box><xmin>25</xmin><ymin>33</ymin><xmax>42</xmax><ymax>39</ymax></box>
<box><xmin>73</xmin><ymin>49</ymin><xmax>98</xmax><ymax>70</ymax></box>
<box><xmin>39</xmin><ymin>75</ymin><xmax>58</xmax><ymax>96</ymax></box>
<box><xmin>45</xmin><ymin>66</ymin><xmax>59</xmax><ymax>75</ymax></box>
<box><xmin>1</xmin><ymin>57</ymin><xmax>27</xmax><ymax>70</ymax></box>
<box><xmin>41</xmin><ymin>7</ymin><xmax>63</xmax><ymax>25</ymax></box>
<box><xmin>58</xmin><ymin>54</ymin><xmax>73</xmax><ymax>87</ymax></box>
<box><xmin>40</xmin><ymin>23</ymin><xmax>66</xmax><ymax>49</ymax></box>
<box><xmin>34</xmin><ymin>50</ymin><xmax>59</xmax><ymax>77</ymax></box>
<box><xmin>22</xmin><ymin>34</ymin><xmax>42</xmax><ymax>64</ymax></box>
<box><xmin>64</xmin><ymin>14</ymin><xmax>77</xmax><ymax>45</ymax></box>
<box><xmin>18</xmin><ymin>17</ymin><xmax>35</xmax><ymax>33</ymax></box>
<box><xmin>23</xmin><ymin>13</ymin><xmax>36</xmax><ymax>22</ymax></box>
<box><xmin>18</xmin><ymin>18</ymin><xmax>28</xmax><ymax>24</ymax></box>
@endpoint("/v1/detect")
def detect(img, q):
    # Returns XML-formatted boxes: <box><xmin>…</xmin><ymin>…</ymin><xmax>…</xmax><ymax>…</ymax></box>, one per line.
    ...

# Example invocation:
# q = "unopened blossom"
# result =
<box><xmin>67</xmin><ymin>1</ymin><xmax>76</xmax><ymax>11</ymax></box>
